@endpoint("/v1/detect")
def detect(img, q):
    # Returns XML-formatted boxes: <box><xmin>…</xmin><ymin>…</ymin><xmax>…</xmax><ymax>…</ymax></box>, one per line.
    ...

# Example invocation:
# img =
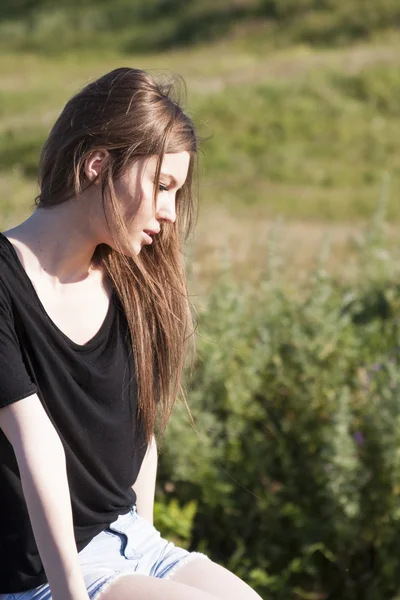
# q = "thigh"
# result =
<box><xmin>169</xmin><ymin>556</ymin><xmax>263</xmax><ymax>600</ymax></box>
<box><xmin>93</xmin><ymin>573</ymin><xmax>221</xmax><ymax>600</ymax></box>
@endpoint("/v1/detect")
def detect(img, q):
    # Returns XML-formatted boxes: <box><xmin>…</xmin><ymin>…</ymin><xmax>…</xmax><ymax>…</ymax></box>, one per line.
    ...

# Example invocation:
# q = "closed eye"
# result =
<box><xmin>159</xmin><ymin>183</ymin><xmax>168</xmax><ymax>193</ymax></box>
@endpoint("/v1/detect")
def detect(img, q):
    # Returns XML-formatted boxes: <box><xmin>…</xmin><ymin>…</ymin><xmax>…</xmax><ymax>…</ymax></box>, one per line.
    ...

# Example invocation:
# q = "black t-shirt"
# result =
<box><xmin>0</xmin><ymin>233</ymin><xmax>148</xmax><ymax>593</ymax></box>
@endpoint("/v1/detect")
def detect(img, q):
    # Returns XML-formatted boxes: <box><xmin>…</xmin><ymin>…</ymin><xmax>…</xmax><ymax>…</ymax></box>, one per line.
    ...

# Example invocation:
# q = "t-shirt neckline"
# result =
<box><xmin>0</xmin><ymin>232</ymin><xmax>115</xmax><ymax>352</ymax></box>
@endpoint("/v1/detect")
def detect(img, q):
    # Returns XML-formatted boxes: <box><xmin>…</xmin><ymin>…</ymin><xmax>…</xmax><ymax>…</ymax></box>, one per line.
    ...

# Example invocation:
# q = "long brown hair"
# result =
<box><xmin>35</xmin><ymin>67</ymin><xmax>198</xmax><ymax>443</ymax></box>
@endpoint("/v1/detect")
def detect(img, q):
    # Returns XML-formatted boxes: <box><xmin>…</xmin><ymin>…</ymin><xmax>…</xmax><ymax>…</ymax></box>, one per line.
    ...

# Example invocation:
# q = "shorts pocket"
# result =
<box><xmin>107</xmin><ymin>515</ymin><xmax>143</xmax><ymax>562</ymax></box>
<box><xmin>106</xmin><ymin>527</ymin><xmax>142</xmax><ymax>562</ymax></box>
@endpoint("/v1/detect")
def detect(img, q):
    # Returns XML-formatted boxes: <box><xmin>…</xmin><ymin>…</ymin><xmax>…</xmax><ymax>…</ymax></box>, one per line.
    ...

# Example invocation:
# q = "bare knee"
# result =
<box><xmin>170</xmin><ymin>558</ymin><xmax>263</xmax><ymax>600</ymax></box>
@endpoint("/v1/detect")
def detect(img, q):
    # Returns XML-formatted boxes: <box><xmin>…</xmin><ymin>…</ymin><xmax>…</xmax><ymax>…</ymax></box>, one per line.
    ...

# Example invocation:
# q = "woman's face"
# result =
<box><xmin>110</xmin><ymin>151</ymin><xmax>190</xmax><ymax>256</ymax></box>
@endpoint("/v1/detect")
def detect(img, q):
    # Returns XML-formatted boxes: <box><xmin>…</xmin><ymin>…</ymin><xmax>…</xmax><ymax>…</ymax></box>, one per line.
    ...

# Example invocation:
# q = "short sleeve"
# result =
<box><xmin>0</xmin><ymin>279</ymin><xmax>37</xmax><ymax>408</ymax></box>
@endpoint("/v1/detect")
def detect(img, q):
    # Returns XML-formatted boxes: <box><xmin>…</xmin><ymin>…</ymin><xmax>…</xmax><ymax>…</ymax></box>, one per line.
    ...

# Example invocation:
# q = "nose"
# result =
<box><xmin>156</xmin><ymin>193</ymin><xmax>176</xmax><ymax>224</ymax></box>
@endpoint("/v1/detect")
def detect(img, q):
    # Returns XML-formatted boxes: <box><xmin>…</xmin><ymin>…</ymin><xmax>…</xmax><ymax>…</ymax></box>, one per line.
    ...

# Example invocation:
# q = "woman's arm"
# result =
<box><xmin>0</xmin><ymin>395</ymin><xmax>89</xmax><ymax>600</ymax></box>
<box><xmin>132</xmin><ymin>435</ymin><xmax>158</xmax><ymax>525</ymax></box>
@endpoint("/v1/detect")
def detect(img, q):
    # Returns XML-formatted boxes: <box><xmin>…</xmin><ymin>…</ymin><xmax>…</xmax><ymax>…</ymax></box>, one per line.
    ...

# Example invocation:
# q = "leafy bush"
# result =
<box><xmin>154</xmin><ymin>498</ymin><xmax>197</xmax><ymax>549</ymax></box>
<box><xmin>156</xmin><ymin>198</ymin><xmax>400</xmax><ymax>598</ymax></box>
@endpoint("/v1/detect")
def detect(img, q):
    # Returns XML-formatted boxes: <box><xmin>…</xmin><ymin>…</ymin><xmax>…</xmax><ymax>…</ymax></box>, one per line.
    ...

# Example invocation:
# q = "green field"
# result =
<box><xmin>1</xmin><ymin>2</ymin><xmax>400</xmax><ymax>287</ymax></box>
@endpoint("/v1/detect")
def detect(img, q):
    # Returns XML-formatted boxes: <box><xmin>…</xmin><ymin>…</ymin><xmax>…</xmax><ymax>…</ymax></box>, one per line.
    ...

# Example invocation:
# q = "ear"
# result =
<box><xmin>84</xmin><ymin>149</ymin><xmax>109</xmax><ymax>183</ymax></box>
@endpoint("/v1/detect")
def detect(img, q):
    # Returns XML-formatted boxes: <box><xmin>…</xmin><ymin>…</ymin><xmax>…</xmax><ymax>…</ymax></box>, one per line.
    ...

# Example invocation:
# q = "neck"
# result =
<box><xmin>4</xmin><ymin>199</ymin><xmax>102</xmax><ymax>285</ymax></box>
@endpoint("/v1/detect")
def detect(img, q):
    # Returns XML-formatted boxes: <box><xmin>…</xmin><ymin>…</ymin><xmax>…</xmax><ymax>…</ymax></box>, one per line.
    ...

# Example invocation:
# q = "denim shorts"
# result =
<box><xmin>0</xmin><ymin>506</ymin><xmax>207</xmax><ymax>600</ymax></box>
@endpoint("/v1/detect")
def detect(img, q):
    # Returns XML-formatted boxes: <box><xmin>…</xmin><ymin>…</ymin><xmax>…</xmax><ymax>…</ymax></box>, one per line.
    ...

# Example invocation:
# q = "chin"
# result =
<box><xmin>133</xmin><ymin>241</ymin><xmax>144</xmax><ymax>257</ymax></box>
<box><xmin>109</xmin><ymin>239</ymin><xmax>141</xmax><ymax>258</ymax></box>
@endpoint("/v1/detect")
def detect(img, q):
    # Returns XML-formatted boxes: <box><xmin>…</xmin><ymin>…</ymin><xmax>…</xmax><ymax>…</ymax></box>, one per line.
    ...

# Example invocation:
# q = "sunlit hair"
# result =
<box><xmin>35</xmin><ymin>67</ymin><xmax>198</xmax><ymax>443</ymax></box>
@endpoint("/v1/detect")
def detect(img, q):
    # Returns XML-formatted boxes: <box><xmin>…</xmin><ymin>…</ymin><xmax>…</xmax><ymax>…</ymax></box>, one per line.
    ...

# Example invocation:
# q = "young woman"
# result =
<box><xmin>0</xmin><ymin>68</ymin><xmax>262</xmax><ymax>600</ymax></box>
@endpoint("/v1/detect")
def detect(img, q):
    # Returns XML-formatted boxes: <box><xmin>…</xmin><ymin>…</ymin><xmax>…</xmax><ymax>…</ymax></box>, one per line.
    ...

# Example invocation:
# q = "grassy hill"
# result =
<box><xmin>0</xmin><ymin>2</ymin><xmax>399</xmax><ymax>284</ymax></box>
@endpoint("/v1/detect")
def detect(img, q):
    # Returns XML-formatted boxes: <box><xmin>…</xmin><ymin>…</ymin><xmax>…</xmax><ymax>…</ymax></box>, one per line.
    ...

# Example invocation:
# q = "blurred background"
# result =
<box><xmin>1</xmin><ymin>1</ymin><xmax>400</xmax><ymax>598</ymax></box>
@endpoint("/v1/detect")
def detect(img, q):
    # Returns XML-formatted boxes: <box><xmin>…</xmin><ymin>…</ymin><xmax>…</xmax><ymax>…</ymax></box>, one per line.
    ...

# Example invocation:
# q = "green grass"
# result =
<box><xmin>192</xmin><ymin>63</ymin><xmax>400</xmax><ymax>219</ymax></box>
<box><xmin>1</xmin><ymin>0</ymin><xmax>399</xmax><ymax>55</ymax></box>
<box><xmin>1</xmin><ymin>39</ymin><xmax>400</xmax><ymax>226</ymax></box>
<box><xmin>1</xmin><ymin>16</ymin><xmax>400</xmax><ymax>292</ymax></box>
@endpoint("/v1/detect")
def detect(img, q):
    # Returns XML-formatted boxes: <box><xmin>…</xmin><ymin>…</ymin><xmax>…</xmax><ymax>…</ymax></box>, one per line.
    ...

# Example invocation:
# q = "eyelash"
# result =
<box><xmin>158</xmin><ymin>183</ymin><xmax>168</xmax><ymax>193</ymax></box>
